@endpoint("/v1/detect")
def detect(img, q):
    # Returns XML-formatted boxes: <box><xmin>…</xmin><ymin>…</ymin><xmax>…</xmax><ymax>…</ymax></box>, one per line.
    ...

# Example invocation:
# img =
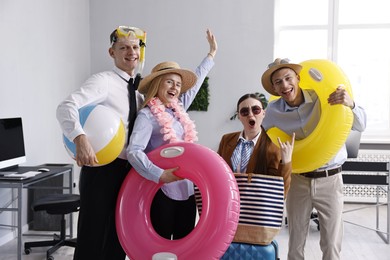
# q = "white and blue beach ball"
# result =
<box><xmin>63</xmin><ymin>105</ymin><xmax>125</xmax><ymax>166</ymax></box>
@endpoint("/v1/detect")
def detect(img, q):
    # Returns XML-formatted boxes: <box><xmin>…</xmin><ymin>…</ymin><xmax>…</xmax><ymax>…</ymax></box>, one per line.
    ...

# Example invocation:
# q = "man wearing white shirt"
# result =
<box><xmin>56</xmin><ymin>26</ymin><xmax>145</xmax><ymax>260</ymax></box>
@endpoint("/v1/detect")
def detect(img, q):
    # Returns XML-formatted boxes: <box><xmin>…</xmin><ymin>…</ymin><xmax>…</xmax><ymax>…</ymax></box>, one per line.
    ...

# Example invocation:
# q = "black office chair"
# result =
<box><xmin>24</xmin><ymin>193</ymin><xmax>80</xmax><ymax>260</ymax></box>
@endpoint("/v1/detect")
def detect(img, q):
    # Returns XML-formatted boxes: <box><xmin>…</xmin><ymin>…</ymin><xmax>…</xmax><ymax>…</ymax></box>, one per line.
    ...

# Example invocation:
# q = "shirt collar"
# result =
<box><xmin>238</xmin><ymin>131</ymin><xmax>261</xmax><ymax>146</ymax></box>
<box><xmin>283</xmin><ymin>89</ymin><xmax>315</xmax><ymax>111</ymax></box>
<box><xmin>113</xmin><ymin>66</ymin><xmax>133</xmax><ymax>82</ymax></box>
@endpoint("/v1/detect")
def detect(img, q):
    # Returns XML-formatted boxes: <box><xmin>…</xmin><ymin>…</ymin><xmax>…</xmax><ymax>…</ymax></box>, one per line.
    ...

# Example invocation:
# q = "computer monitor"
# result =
<box><xmin>0</xmin><ymin>117</ymin><xmax>26</xmax><ymax>170</ymax></box>
<box><xmin>345</xmin><ymin>130</ymin><xmax>362</xmax><ymax>158</ymax></box>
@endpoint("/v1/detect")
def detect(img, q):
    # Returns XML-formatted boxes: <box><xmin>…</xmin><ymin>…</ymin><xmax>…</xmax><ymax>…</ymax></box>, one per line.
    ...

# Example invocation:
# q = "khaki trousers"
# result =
<box><xmin>286</xmin><ymin>173</ymin><xmax>344</xmax><ymax>260</ymax></box>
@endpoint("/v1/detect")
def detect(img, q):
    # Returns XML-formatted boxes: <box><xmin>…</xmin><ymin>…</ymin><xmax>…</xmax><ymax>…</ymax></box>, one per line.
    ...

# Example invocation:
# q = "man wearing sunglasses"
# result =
<box><xmin>57</xmin><ymin>26</ymin><xmax>146</xmax><ymax>260</ymax></box>
<box><xmin>261</xmin><ymin>58</ymin><xmax>367</xmax><ymax>260</ymax></box>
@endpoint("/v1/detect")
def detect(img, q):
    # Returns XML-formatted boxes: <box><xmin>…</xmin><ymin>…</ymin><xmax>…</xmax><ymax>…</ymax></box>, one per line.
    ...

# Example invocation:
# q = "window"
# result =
<box><xmin>275</xmin><ymin>0</ymin><xmax>390</xmax><ymax>143</ymax></box>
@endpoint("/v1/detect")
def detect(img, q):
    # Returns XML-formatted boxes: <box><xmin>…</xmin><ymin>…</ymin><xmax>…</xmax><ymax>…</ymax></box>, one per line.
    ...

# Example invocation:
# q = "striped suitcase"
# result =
<box><xmin>221</xmin><ymin>240</ymin><xmax>279</xmax><ymax>260</ymax></box>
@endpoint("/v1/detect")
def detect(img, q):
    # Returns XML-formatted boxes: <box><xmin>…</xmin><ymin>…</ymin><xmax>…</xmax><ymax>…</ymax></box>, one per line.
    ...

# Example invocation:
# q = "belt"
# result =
<box><xmin>299</xmin><ymin>166</ymin><xmax>342</xmax><ymax>178</ymax></box>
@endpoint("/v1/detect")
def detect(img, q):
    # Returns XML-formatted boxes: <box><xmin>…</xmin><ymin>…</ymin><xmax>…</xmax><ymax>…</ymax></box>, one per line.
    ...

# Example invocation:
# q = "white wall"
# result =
<box><xmin>0</xmin><ymin>0</ymin><xmax>90</xmax><ymax>244</ymax></box>
<box><xmin>90</xmin><ymin>0</ymin><xmax>275</xmax><ymax>150</ymax></box>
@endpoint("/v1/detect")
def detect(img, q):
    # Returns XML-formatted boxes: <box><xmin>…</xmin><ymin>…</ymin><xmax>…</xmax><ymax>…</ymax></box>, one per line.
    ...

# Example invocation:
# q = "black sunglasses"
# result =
<box><xmin>239</xmin><ymin>105</ymin><xmax>263</xmax><ymax>117</ymax></box>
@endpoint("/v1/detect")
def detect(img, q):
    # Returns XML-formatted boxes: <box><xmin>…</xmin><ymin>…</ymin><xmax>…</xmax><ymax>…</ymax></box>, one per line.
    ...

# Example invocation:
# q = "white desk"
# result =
<box><xmin>0</xmin><ymin>164</ymin><xmax>74</xmax><ymax>260</ymax></box>
<box><xmin>342</xmin><ymin>157</ymin><xmax>389</xmax><ymax>244</ymax></box>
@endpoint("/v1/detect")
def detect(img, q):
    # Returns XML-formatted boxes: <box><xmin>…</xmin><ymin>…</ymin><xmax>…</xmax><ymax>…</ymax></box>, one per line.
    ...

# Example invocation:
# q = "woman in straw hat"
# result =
<box><xmin>127</xmin><ymin>29</ymin><xmax>217</xmax><ymax>240</ymax></box>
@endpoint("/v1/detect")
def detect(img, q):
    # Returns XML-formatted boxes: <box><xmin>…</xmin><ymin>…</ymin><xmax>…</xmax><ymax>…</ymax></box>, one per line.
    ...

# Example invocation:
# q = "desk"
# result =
<box><xmin>0</xmin><ymin>164</ymin><xmax>74</xmax><ymax>260</ymax></box>
<box><xmin>342</xmin><ymin>159</ymin><xmax>389</xmax><ymax>244</ymax></box>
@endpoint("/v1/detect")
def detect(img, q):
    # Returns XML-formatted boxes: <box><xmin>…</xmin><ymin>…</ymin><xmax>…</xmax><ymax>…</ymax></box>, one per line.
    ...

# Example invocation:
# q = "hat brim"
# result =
<box><xmin>138</xmin><ymin>68</ymin><xmax>197</xmax><ymax>95</ymax></box>
<box><xmin>261</xmin><ymin>64</ymin><xmax>302</xmax><ymax>96</ymax></box>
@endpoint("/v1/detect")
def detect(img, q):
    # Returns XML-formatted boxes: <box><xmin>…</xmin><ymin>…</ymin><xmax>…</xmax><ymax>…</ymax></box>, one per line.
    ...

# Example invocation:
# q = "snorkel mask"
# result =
<box><xmin>111</xmin><ymin>26</ymin><xmax>147</xmax><ymax>74</ymax></box>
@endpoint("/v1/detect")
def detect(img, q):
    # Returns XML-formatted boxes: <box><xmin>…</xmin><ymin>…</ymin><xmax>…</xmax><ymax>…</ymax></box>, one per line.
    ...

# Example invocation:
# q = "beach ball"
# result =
<box><xmin>63</xmin><ymin>105</ymin><xmax>126</xmax><ymax>166</ymax></box>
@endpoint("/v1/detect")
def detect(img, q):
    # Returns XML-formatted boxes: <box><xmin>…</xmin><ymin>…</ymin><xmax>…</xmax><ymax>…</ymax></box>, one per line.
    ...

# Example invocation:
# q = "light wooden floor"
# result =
<box><xmin>0</xmin><ymin>203</ymin><xmax>389</xmax><ymax>259</ymax></box>
<box><xmin>277</xmin><ymin>202</ymin><xmax>390</xmax><ymax>260</ymax></box>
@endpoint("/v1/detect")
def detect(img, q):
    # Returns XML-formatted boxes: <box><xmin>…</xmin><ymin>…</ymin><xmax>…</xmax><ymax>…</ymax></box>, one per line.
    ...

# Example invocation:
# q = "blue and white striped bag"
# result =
<box><xmin>233</xmin><ymin>173</ymin><xmax>284</xmax><ymax>245</ymax></box>
<box><xmin>195</xmin><ymin>173</ymin><xmax>284</xmax><ymax>245</ymax></box>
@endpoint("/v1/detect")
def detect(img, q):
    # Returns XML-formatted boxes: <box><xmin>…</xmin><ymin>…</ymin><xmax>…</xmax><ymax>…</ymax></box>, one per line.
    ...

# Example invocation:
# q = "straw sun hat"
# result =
<box><xmin>261</xmin><ymin>58</ymin><xmax>302</xmax><ymax>96</ymax></box>
<box><xmin>138</xmin><ymin>61</ymin><xmax>197</xmax><ymax>95</ymax></box>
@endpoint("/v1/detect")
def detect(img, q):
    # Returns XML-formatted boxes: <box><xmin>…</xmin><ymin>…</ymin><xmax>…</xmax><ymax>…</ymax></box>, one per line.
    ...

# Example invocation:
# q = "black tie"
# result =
<box><xmin>127</xmin><ymin>75</ymin><xmax>138</xmax><ymax>145</ymax></box>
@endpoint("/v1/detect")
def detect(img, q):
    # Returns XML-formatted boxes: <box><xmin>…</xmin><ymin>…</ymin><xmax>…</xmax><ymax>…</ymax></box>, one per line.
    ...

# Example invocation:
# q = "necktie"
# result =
<box><xmin>231</xmin><ymin>139</ymin><xmax>253</xmax><ymax>172</ymax></box>
<box><xmin>127</xmin><ymin>75</ymin><xmax>138</xmax><ymax>145</ymax></box>
<box><xmin>240</xmin><ymin>140</ymin><xmax>253</xmax><ymax>172</ymax></box>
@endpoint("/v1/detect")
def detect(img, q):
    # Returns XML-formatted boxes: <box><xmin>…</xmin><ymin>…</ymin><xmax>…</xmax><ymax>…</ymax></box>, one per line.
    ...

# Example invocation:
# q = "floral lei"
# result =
<box><xmin>148</xmin><ymin>97</ymin><xmax>198</xmax><ymax>143</ymax></box>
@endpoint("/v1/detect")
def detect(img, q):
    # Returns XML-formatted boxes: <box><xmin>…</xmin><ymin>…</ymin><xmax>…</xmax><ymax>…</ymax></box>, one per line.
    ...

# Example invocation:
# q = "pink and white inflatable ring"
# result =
<box><xmin>116</xmin><ymin>142</ymin><xmax>240</xmax><ymax>260</ymax></box>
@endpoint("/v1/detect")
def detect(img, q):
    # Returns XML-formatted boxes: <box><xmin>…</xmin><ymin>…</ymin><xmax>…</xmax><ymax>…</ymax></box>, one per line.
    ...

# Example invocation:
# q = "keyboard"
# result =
<box><xmin>0</xmin><ymin>171</ymin><xmax>41</xmax><ymax>180</ymax></box>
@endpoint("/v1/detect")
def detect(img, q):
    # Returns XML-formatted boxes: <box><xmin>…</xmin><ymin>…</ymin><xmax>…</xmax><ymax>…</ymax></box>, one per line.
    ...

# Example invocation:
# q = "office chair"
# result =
<box><xmin>24</xmin><ymin>193</ymin><xmax>80</xmax><ymax>260</ymax></box>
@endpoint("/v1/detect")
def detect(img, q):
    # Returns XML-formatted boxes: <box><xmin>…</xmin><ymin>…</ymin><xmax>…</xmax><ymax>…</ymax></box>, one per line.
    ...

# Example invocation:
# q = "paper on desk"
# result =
<box><xmin>6</xmin><ymin>171</ymin><xmax>41</xmax><ymax>178</ymax></box>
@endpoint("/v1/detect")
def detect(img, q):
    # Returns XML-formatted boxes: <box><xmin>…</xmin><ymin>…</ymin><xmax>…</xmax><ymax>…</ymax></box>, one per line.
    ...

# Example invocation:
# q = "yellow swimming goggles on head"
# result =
<box><xmin>110</xmin><ymin>26</ymin><xmax>146</xmax><ymax>47</ymax></box>
<box><xmin>110</xmin><ymin>26</ymin><xmax>147</xmax><ymax>68</ymax></box>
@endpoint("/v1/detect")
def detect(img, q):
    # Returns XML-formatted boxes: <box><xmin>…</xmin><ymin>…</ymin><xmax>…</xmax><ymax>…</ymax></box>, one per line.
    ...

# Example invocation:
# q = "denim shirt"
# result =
<box><xmin>262</xmin><ymin>89</ymin><xmax>367</xmax><ymax>171</ymax></box>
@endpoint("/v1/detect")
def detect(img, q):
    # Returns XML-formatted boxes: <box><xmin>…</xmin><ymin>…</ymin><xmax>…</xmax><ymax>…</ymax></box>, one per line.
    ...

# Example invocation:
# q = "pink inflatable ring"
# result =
<box><xmin>116</xmin><ymin>142</ymin><xmax>240</xmax><ymax>260</ymax></box>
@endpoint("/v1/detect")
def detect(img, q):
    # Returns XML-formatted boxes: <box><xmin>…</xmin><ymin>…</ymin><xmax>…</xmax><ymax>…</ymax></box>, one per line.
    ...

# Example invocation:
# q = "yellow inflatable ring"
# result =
<box><xmin>267</xmin><ymin>59</ymin><xmax>354</xmax><ymax>173</ymax></box>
